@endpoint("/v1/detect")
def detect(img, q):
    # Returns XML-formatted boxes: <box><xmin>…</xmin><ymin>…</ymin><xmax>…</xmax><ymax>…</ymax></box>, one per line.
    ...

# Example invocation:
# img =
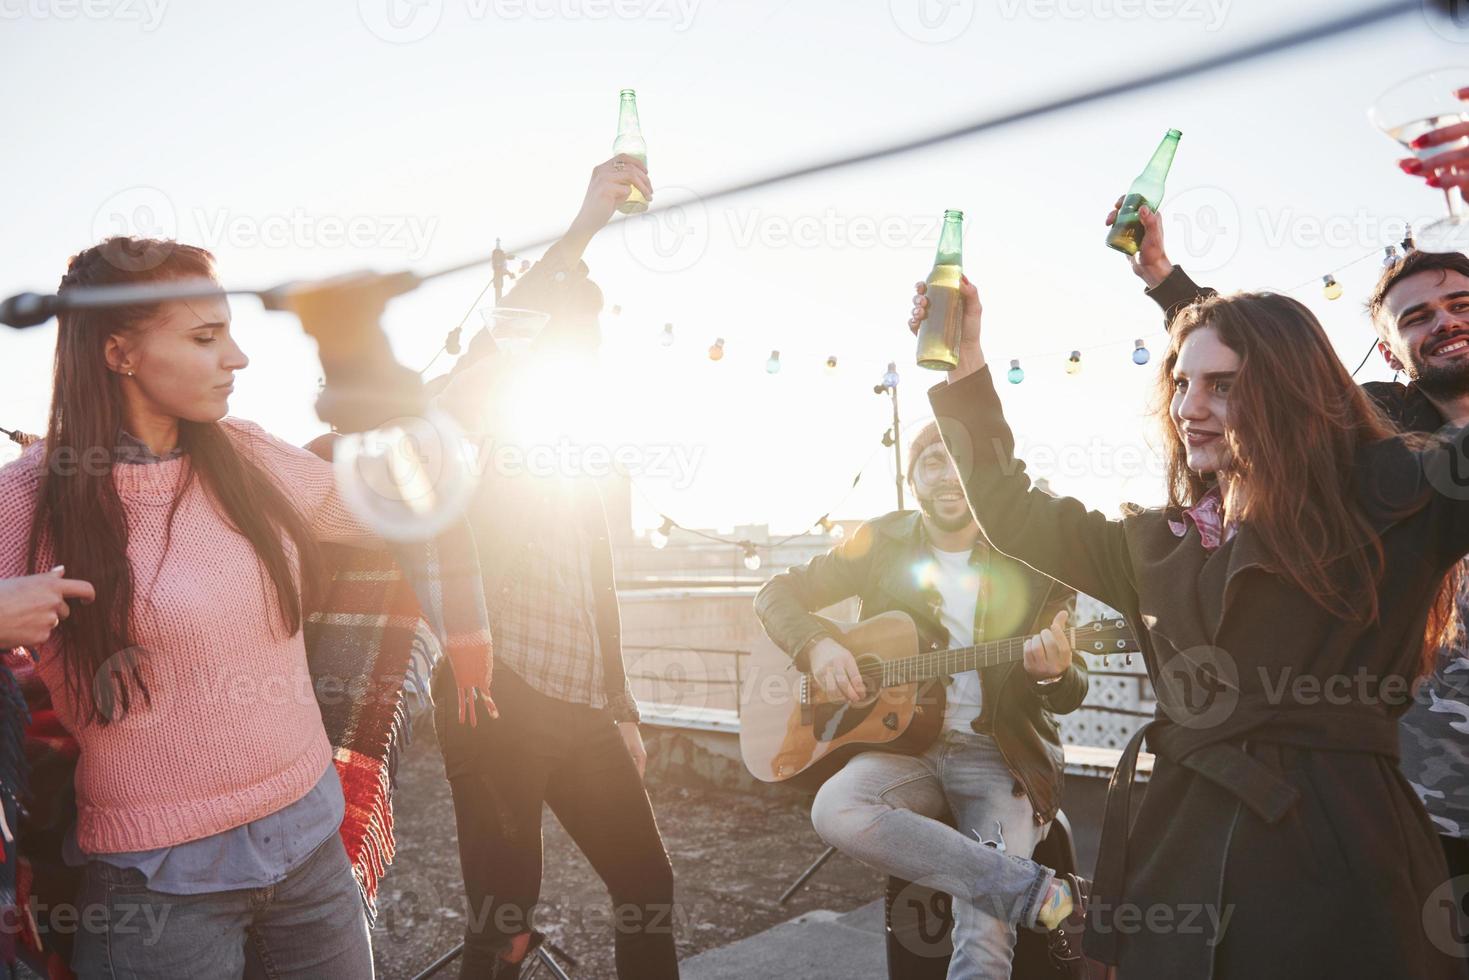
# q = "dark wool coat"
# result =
<box><xmin>930</xmin><ymin>365</ymin><xmax>1469</xmax><ymax>980</ymax></box>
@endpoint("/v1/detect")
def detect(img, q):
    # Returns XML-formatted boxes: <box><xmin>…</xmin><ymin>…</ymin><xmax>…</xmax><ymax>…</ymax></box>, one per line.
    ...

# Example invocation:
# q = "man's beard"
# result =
<box><xmin>1406</xmin><ymin>348</ymin><xmax>1469</xmax><ymax>402</ymax></box>
<box><xmin>917</xmin><ymin>490</ymin><xmax>975</xmax><ymax>533</ymax></box>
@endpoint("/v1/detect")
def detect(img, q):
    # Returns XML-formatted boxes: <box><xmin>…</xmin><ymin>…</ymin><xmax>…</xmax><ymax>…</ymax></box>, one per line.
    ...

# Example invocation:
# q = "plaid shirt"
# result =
<box><xmin>449</xmin><ymin>249</ymin><xmax>637</xmax><ymax>725</ymax></box>
<box><xmin>482</xmin><ymin>475</ymin><xmax>639</xmax><ymax>723</ymax></box>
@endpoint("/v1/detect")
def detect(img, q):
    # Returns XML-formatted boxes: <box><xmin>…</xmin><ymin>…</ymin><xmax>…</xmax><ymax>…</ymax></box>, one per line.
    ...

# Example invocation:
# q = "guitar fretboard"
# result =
<box><xmin>875</xmin><ymin>635</ymin><xmax>1032</xmax><ymax>687</ymax></box>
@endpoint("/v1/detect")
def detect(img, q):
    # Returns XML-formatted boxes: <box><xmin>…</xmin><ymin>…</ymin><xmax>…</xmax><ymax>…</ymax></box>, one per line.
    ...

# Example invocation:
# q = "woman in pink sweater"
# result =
<box><xmin>0</xmin><ymin>239</ymin><xmax>382</xmax><ymax>978</ymax></box>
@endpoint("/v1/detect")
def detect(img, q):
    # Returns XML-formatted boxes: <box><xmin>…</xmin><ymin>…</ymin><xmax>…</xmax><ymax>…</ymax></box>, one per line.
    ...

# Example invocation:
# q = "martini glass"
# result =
<box><xmin>1370</xmin><ymin>69</ymin><xmax>1469</xmax><ymax>252</ymax></box>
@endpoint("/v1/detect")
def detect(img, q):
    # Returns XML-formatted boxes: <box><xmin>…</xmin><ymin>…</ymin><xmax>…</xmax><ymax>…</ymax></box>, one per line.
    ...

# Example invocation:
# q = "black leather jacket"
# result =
<box><xmin>754</xmin><ymin>510</ymin><xmax>1087</xmax><ymax>823</ymax></box>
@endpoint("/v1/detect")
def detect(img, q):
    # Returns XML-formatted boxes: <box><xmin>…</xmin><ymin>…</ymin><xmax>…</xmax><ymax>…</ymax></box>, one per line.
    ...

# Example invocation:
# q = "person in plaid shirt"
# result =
<box><xmin>431</xmin><ymin>153</ymin><xmax>677</xmax><ymax>980</ymax></box>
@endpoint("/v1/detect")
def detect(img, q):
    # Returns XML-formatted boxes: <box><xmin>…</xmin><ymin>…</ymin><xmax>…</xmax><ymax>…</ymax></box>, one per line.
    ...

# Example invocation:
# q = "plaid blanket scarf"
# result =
<box><xmin>2</xmin><ymin>534</ymin><xmax>492</xmax><ymax>978</ymax></box>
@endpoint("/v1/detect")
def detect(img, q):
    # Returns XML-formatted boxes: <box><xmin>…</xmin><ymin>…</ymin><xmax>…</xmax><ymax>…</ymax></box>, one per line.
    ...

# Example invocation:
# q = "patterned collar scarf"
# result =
<box><xmin>1167</xmin><ymin>485</ymin><xmax>1237</xmax><ymax>552</ymax></box>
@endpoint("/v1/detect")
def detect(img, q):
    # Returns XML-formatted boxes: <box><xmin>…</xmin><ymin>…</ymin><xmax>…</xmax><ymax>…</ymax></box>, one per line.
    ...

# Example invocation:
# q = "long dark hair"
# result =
<box><xmin>28</xmin><ymin>237</ymin><xmax>324</xmax><ymax>725</ymax></box>
<box><xmin>1157</xmin><ymin>291</ymin><xmax>1457</xmax><ymax>676</ymax></box>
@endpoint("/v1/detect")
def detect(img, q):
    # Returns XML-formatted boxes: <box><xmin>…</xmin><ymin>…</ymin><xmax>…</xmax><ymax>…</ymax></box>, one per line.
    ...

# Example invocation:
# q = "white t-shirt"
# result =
<box><xmin>929</xmin><ymin>547</ymin><xmax>984</xmax><ymax>731</ymax></box>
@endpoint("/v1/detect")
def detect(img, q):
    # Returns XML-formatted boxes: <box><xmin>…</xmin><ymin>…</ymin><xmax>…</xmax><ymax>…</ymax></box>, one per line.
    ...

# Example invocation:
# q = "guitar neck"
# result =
<box><xmin>879</xmin><ymin>633</ymin><xmax>1045</xmax><ymax>687</ymax></box>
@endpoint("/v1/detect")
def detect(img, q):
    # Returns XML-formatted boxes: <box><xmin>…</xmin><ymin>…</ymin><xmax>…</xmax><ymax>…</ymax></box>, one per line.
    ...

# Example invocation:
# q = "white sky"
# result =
<box><xmin>3</xmin><ymin>0</ymin><xmax>1467</xmax><ymax>533</ymax></box>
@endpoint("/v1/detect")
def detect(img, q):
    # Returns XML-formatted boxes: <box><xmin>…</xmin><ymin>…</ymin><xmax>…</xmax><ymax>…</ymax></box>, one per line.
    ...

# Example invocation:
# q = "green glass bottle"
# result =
<box><xmin>613</xmin><ymin>89</ymin><xmax>648</xmax><ymax>215</ymax></box>
<box><xmin>1106</xmin><ymin>129</ymin><xmax>1181</xmax><ymax>255</ymax></box>
<box><xmin>916</xmin><ymin>210</ymin><xmax>965</xmax><ymax>371</ymax></box>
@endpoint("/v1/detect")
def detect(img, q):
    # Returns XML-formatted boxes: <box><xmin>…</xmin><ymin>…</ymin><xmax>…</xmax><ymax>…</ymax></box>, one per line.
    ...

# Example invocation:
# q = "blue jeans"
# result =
<box><xmin>71</xmin><ymin>833</ymin><xmax>372</xmax><ymax>979</ymax></box>
<box><xmin>811</xmin><ymin>729</ymin><xmax>1054</xmax><ymax>980</ymax></box>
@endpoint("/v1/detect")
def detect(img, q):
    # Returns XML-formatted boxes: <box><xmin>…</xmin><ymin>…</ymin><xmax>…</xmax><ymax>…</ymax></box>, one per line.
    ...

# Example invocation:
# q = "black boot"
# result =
<box><xmin>486</xmin><ymin>930</ymin><xmax>547</xmax><ymax>980</ymax></box>
<box><xmin>1044</xmin><ymin>873</ymin><xmax>1091</xmax><ymax>979</ymax></box>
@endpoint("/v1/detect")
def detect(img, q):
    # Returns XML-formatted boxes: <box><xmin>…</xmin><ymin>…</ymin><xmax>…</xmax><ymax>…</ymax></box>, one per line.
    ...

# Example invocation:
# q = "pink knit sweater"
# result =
<box><xmin>0</xmin><ymin>419</ymin><xmax>375</xmax><ymax>854</ymax></box>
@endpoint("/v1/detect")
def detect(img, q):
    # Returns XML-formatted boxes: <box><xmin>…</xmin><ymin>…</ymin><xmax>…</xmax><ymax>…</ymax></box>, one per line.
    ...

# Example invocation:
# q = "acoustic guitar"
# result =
<box><xmin>739</xmin><ymin>610</ymin><xmax>1135</xmax><ymax>788</ymax></box>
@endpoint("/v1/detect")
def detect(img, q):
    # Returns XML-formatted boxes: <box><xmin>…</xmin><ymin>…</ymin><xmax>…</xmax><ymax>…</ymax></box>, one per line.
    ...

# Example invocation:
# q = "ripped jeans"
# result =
<box><xmin>810</xmin><ymin>729</ymin><xmax>1054</xmax><ymax>980</ymax></box>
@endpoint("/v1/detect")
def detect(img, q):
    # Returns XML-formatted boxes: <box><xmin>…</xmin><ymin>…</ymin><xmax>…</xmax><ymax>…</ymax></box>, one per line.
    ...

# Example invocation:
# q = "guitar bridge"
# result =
<box><xmin>799</xmin><ymin>674</ymin><xmax>813</xmax><ymax>726</ymax></box>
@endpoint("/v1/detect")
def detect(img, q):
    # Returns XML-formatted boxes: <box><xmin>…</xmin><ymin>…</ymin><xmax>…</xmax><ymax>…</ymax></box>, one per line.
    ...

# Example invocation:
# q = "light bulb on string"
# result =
<box><xmin>650</xmin><ymin>517</ymin><xmax>674</xmax><ymax>550</ymax></box>
<box><xmin>1066</xmin><ymin>351</ymin><xmax>1082</xmax><ymax>376</ymax></box>
<box><xmin>826</xmin><ymin>355</ymin><xmax>838</xmax><ymax>373</ymax></box>
<box><xmin>741</xmin><ymin>542</ymin><xmax>762</xmax><ymax>571</ymax></box>
<box><xmin>1322</xmin><ymin>275</ymin><xmax>1343</xmax><ymax>301</ymax></box>
<box><xmin>708</xmin><ymin>338</ymin><xmax>725</xmax><ymax>361</ymax></box>
<box><xmin>660</xmin><ymin>323</ymin><xmax>674</xmax><ymax>348</ymax></box>
<box><xmin>766</xmin><ymin>351</ymin><xmax>782</xmax><ymax>375</ymax></box>
<box><xmin>1402</xmin><ymin>229</ymin><xmax>1415</xmax><ymax>253</ymax></box>
<box><xmin>818</xmin><ymin>515</ymin><xmax>845</xmax><ymax>540</ymax></box>
<box><xmin>882</xmin><ymin>362</ymin><xmax>900</xmax><ymax>390</ymax></box>
<box><xmin>1132</xmin><ymin>339</ymin><xmax>1150</xmax><ymax>365</ymax></box>
<box><xmin>1007</xmin><ymin>359</ymin><xmax>1025</xmax><ymax>384</ymax></box>
<box><xmin>1384</xmin><ymin>246</ymin><xmax>1400</xmax><ymax>268</ymax></box>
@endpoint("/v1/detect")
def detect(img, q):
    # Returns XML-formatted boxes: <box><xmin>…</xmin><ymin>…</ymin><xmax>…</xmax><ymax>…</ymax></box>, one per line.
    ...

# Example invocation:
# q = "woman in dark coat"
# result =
<box><xmin>910</xmin><ymin>278</ymin><xmax>1467</xmax><ymax>979</ymax></box>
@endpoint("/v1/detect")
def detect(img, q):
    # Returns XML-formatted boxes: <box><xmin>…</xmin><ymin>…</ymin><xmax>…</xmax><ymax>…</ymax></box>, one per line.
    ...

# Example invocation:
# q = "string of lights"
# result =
<box><xmin>607</xmin><ymin>232</ymin><xmax>1421</xmax><ymax>567</ymax></box>
<box><xmin>432</xmin><ymin>233</ymin><xmax>1416</xmax><ymax>390</ymax></box>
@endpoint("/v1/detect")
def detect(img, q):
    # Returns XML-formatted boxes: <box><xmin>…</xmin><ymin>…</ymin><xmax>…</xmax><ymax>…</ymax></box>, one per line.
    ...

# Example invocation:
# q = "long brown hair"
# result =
<box><xmin>1158</xmin><ymin>291</ymin><xmax>1456</xmax><ymax>675</ymax></box>
<box><xmin>28</xmin><ymin>237</ymin><xmax>324</xmax><ymax>725</ymax></box>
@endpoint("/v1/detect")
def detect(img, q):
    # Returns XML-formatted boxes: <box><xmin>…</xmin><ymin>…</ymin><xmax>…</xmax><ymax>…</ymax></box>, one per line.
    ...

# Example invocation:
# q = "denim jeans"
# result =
<box><xmin>810</xmin><ymin>729</ymin><xmax>1053</xmax><ymax>980</ymax></box>
<box><xmin>70</xmin><ymin>833</ymin><xmax>372</xmax><ymax>979</ymax></box>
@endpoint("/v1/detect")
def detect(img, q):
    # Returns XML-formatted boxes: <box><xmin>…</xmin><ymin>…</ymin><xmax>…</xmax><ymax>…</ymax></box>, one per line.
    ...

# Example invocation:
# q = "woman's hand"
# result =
<box><xmin>908</xmin><ymin>275</ymin><xmax>986</xmax><ymax>382</ymax></box>
<box><xmin>0</xmin><ymin>567</ymin><xmax>95</xmax><ymax>649</ymax></box>
<box><xmin>1105</xmin><ymin>198</ymin><xmax>1173</xmax><ymax>288</ymax></box>
<box><xmin>1400</xmin><ymin>88</ymin><xmax>1469</xmax><ymax>202</ymax></box>
<box><xmin>569</xmin><ymin>155</ymin><xmax>653</xmax><ymax>238</ymax></box>
<box><xmin>547</xmin><ymin>153</ymin><xmax>655</xmax><ymax>271</ymax></box>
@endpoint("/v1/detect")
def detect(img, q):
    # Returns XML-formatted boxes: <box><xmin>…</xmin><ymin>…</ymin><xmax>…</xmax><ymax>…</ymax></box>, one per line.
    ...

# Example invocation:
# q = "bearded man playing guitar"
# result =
<box><xmin>754</xmin><ymin>422</ymin><xmax>1090</xmax><ymax>979</ymax></box>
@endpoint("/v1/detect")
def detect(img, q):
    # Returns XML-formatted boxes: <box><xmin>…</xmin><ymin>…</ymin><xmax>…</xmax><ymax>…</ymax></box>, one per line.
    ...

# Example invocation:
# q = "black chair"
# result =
<box><xmin>884</xmin><ymin>810</ymin><xmax>1080</xmax><ymax>980</ymax></box>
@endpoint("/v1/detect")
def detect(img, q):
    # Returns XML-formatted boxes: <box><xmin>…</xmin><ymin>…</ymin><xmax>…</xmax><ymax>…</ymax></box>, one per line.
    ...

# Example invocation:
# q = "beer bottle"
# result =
<box><xmin>916</xmin><ymin>210</ymin><xmax>965</xmax><ymax>371</ymax></box>
<box><xmin>1106</xmin><ymin>129</ymin><xmax>1181</xmax><ymax>255</ymax></box>
<box><xmin>614</xmin><ymin>89</ymin><xmax>648</xmax><ymax>215</ymax></box>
